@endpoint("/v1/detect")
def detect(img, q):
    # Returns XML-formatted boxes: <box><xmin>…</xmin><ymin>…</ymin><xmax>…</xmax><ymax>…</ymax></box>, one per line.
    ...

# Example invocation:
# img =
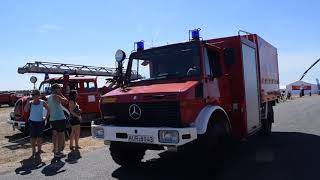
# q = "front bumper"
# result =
<box><xmin>91</xmin><ymin>122</ymin><xmax>197</xmax><ymax>146</ymax></box>
<box><xmin>7</xmin><ymin>119</ymin><xmax>26</xmax><ymax>129</ymax></box>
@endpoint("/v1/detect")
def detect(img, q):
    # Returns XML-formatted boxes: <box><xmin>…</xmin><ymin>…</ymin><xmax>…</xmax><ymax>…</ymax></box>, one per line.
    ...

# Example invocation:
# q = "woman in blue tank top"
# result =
<box><xmin>24</xmin><ymin>89</ymin><xmax>49</xmax><ymax>157</ymax></box>
<box><xmin>48</xmin><ymin>84</ymin><xmax>69</xmax><ymax>158</ymax></box>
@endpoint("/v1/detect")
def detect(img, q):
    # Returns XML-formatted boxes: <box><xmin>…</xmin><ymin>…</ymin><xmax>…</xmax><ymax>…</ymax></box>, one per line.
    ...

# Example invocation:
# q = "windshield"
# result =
<box><xmin>129</xmin><ymin>42</ymin><xmax>200</xmax><ymax>82</ymax></box>
<box><xmin>39</xmin><ymin>82</ymin><xmax>54</xmax><ymax>95</ymax></box>
<box><xmin>39</xmin><ymin>80</ymin><xmax>90</xmax><ymax>95</ymax></box>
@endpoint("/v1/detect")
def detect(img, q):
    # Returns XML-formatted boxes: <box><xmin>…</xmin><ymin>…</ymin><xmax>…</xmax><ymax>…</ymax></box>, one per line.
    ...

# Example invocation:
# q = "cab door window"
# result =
<box><xmin>207</xmin><ymin>48</ymin><xmax>222</xmax><ymax>78</ymax></box>
<box><xmin>84</xmin><ymin>82</ymin><xmax>97</xmax><ymax>92</ymax></box>
<box><xmin>70</xmin><ymin>82</ymin><xmax>80</xmax><ymax>91</ymax></box>
<box><xmin>203</xmin><ymin>49</ymin><xmax>211</xmax><ymax>76</ymax></box>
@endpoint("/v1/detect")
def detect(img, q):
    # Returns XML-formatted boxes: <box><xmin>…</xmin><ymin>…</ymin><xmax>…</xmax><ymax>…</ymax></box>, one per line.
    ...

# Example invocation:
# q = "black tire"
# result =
<box><xmin>8</xmin><ymin>100</ymin><xmax>15</xmax><ymax>107</ymax></box>
<box><xmin>200</xmin><ymin>121</ymin><xmax>221</xmax><ymax>150</ymax></box>
<box><xmin>260</xmin><ymin>106</ymin><xmax>273</xmax><ymax>136</ymax></box>
<box><xmin>110</xmin><ymin>142</ymin><xmax>146</xmax><ymax>167</ymax></box>
<box><xmin>18</xmin><ymin>127</ymin><xmax>25</xmax><ymax>134</ymax></box>
<box><xmin>197</xmin><ymin>117</ymin><xmax>231</xmax><ymax>167</ymax></box>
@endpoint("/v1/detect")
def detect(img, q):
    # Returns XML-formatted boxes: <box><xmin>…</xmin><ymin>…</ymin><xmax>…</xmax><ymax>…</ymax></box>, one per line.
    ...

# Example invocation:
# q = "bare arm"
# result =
<box><xmin>69</xmin><ymin>101</ymin><xmax>81</xmax><ymax>119</ymax></box>
<box><xmin>43</xmin><ymin>101</ymin><xmax>50</xmax><ymax>122</ymax></box>
<box><xmin>53</xmin><ymin>94</ymin><xmax>69</xmax><ymax>105</ymax></box>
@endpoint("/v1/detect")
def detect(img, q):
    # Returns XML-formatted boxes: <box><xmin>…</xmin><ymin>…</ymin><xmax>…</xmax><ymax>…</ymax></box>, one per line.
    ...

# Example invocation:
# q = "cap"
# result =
<box><xmin>51</xmin><ymin>83</ymin><xmax>61</xmax><ymax>90</ymax></box>
<box><xmin>31</xmin><ymin>89</ymin><xmax>41</xmax><ymax>96</ymax></box>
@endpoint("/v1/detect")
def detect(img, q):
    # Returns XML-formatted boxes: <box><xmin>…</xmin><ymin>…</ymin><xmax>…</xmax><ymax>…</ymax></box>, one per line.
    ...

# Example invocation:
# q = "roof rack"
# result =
<box><xmin>18</xmin><ymin>61</ymin><xmax>118</xmax><ymax>77</ymax></box>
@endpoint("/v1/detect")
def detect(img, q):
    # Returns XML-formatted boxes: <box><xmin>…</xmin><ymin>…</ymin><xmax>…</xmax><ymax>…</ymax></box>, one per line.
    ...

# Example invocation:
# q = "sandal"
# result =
<box><xmin>38</xmin><ymin>150</ymin><xmax>45</xmax><ymax>154</ymax></box>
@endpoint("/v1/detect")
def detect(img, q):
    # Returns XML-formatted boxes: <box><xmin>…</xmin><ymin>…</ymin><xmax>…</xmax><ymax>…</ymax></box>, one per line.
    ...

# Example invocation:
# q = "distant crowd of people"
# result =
<box><xmin>25</xmin><ymin>83</ymin><xmax>82</xmax><ymax>159</ymax></box>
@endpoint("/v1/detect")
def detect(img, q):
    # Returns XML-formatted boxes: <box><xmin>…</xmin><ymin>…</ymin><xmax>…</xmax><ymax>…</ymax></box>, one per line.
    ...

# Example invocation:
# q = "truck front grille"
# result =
<box><xmin>100</xmin><ymin>102</ymin><xmax>181</xmax><ymax>127</ymax></box>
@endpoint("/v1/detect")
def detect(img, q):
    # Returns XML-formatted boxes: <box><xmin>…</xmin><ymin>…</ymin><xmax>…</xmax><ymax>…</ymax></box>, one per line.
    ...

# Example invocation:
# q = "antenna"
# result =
<box><xmin>300</xmin><ymin>58</ymin><xmax>320</xmax><ymax>80</ymax></box>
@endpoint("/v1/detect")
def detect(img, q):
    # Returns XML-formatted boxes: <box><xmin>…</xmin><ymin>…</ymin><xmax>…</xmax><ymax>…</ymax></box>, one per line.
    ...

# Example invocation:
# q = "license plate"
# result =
<box><xmin>128</xmin><ymin>135</ymin><xmax>154</xmax><ymax>144</ymax></box>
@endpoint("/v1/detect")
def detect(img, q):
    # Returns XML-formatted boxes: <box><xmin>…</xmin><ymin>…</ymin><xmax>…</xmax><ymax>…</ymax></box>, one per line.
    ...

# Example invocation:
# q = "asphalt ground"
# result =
<box><xmin>1</xmin><ymin>95</ymin><xmax>320</xmax><ymax>180</ymax></box>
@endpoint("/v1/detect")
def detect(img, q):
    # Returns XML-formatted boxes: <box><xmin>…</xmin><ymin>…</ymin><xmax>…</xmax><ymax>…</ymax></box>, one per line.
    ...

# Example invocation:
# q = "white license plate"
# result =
<box><xmin>128</xmin><ymin>135</ymin><xmax>154</xmax><ymax>143</ymax></box>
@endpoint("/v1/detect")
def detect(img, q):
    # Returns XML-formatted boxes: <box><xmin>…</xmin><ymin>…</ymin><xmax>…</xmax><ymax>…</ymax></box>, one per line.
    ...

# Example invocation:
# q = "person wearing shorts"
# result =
<box><xmin>24</xmin><ymin>89</ymin><xmax>49</xmax><ymax>157</ymax></box>
<box><xmin>51</xmin><ymin>120</ymin><xmax>66</xmax><ymax>133</ymax></box>
<box><xmin>48</xmin><ymin>84</ymin><xmax>68</xmax><ymax>158</ymax></box>
<box><xmin>68</xmin><ymin>90</ymin><xmax>82</xmax><ymax>151</ymax></box>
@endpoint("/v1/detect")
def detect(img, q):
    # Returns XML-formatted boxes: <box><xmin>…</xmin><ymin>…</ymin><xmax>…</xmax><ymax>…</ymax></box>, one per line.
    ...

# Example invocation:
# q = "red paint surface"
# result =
<box><xmin>0</xmin><ymin>93</ymin><xmax>17</xmax><ymax>105</ymax></box>
<box><xmin>14</xmin><ymin>76</ymin><xmax>101</xmax><ymax>123</ymax></box>
<box><xmin>292</xmin><ymin>85</ymin><xmax>311</xmax><ymax>90</ymax></box>
<box><xmin>107</xmin><ymin>81</ymin><xmax>199</xmax><ymax>96</ymax></box>
<box><xmin>100</xmin><ymin>34</ymin><xmax>279</xmax><ymax>139</ymax></box>
<box><xmin>104</xmin><ymin>81</ymin><xmax>199</xmax><ymax>104</ymax></box>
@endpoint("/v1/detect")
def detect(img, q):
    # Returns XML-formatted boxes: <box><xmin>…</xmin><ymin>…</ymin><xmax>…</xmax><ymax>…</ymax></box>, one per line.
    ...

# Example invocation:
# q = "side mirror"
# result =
<box><xmin>30</xmin><ymin>76</ymin><xmax>37</xmax><ymax>89</ymax></box>
<box><xmin>224</xmin><ymin>48</ymin><xmax>235</xmax><ymax>65</ymax></box>
<box><xmin>30</xmin><ymin>76</ymin><xmax>37</xmax><ymax>84</ymax></box>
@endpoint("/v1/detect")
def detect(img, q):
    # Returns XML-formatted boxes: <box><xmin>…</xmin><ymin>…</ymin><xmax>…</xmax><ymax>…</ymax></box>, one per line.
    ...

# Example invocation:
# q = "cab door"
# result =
<box><xmin>203</xmin><ymin>45</ymin><xmax>232</xmax><ymax>109</ymax></box>
<box><xmin>78</xmin><ymin>81</ymin><xmax>100</xmax><ymax>114</ymax></box>
<box><xmin>202</xmin><ymin>47</ymin><xmax>220</xmax><ymax>100</ymax></box>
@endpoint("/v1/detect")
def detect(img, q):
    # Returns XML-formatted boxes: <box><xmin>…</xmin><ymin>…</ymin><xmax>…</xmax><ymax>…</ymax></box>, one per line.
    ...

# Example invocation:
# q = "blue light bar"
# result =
<box><xmin>190</xmin><ymin>28</ymin><xmax>201</xmax><ymax>40</ymax></box>
<box><xmin>136</xmin><ymin>40</ymin><xmax>144</xmax><ymax>51</ymax></box>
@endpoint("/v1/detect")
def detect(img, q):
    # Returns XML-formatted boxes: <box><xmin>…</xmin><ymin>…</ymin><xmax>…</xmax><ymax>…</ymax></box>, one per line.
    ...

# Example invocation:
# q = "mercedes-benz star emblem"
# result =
<box><xmin>129</xmin><ymin>104</ymin><xmax>142</xmax><ymax>120</ymax></box>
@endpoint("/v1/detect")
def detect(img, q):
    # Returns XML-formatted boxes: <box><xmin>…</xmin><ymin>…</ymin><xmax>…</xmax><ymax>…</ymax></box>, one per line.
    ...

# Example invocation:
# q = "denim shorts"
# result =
<box><xmin>29</xmin><ymin>120</ymin><xmax>45</xmax><ymax>138</ymax></box>
<box><xmin>50</xmin><ymin>120</ymin><xmax>66</xmax><ymax>132</ymax></box>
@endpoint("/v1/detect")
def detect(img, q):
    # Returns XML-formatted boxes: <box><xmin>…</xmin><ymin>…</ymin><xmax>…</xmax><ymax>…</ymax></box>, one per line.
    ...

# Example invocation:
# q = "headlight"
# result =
<box><xmin>92</xmin><ymin>127</ymin><xmax>104</xmax><ymax>139</ymax></box>
<box><xmin>158</xmin><ymin>130</ymin><xmax>179</xmax><ymax>144</ymax></box>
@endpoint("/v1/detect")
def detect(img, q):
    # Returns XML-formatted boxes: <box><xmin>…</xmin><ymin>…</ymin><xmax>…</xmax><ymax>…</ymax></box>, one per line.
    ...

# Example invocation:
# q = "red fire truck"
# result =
<box><xmin>92</xmin><ymin>29</ymin><xmax>280</xmax><ymax>166</ymax></box>
<box><xmin>0</xmin><ymin>92</ymin><xmax>18</xmax><ymax>107</ymax></box>
<box><xmin>8</xmin><ymin>61</ymin><xmax>119</xmax><ymax>135</ymax></box>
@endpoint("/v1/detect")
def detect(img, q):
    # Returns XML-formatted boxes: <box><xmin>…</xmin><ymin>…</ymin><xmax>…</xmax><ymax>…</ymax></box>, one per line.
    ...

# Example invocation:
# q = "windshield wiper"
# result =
<box><xmin>156</xmin><ymin>72</ymin><xmax>180</xmax><ymax>78</ymax></box>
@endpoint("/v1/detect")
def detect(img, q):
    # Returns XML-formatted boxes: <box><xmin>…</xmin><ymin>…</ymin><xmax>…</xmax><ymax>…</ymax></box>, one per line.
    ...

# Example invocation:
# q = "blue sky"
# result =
<box><xmin>1</xmin><ymin>0</ymin><xmax>320</xmax><ymax>90</ymax></box>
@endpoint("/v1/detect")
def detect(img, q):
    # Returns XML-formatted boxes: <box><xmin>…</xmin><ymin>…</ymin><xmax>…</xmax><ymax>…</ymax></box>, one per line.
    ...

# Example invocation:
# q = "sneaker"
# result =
<box><xmin>54</xmin><ymin>153</ymin><xmax>62</xmax><ymax>158</ymax></box>
<box><xmin>57</xmin><ymin>152</ymin><xmax>66</xmax><ymax>158</ymax></box>
<box><xmin>38</xmin><ymin>150</ymin><xmax>45</xmax><ymax>154</ymax></box>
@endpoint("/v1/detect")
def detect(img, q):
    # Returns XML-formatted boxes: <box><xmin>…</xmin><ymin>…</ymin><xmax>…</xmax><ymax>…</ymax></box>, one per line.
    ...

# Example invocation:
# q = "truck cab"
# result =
<box><xmin>39</xmin><ymin>76</ymin><xmax>101</xmax><ymax>121</ymax></box>
<box><xmin>92</xmin><ymin>30</ymin><xmax>279</xmax><ymax>166</ymax></box>
<box><xmin>8</xmin><ymin>75</ymin><xmax>101</xmax><ymax>135</ymax></box>
<box><xmin>0</xmin><ymin>93</ymin><xmax>17</xmax><ymax>107</ymax></box>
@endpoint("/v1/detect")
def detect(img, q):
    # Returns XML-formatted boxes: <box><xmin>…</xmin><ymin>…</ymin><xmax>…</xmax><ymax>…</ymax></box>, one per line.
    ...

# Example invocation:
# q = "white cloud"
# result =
<box><xmin>38</xmin><ymin>24</ymin><xmax>62</xmax><ymax>33</ymax></box>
